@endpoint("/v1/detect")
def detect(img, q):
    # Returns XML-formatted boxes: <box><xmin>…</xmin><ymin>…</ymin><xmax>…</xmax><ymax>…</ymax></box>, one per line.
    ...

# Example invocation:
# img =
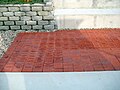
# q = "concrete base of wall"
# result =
<box><xmin>55</xmin><ymin>15</ymin><xmax>120</xmax><ymax>29</ymax></box>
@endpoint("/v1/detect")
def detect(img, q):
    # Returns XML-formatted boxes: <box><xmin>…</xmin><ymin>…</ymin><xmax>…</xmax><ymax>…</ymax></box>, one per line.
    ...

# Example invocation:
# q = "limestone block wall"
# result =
<box><xmin>0</xmin><ymin>3</ymin><xmax>57</xmax><ymax>31</ymax></box>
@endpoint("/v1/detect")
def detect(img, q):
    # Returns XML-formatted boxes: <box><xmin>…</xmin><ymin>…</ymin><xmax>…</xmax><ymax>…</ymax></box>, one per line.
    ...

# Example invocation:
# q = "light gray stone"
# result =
<box><xmin>26</xmin><ymin>12</ymin><xmax>37</xmax><ymax>16</ymax></box>
<box><xmin>0</xmin><ymin>17</ymin><xmax>8</xmax><ymax>21</ymax></box>
<box><xmin>15</xmin><ymin>12</ymin><xmax>25</xmax><ymax>16</ymax></box>
<box><xmin>38</xmin><ymin>11</ymin><xmax>49</xmax><ymax>16</ymax></box>
<box><xmin>43</xmin><ymin>6</ymin><xmax>53</xmax><ymax>11</ymax></box>
<box><xmin>43</xmin><ymin>15</ymin><xmax>54</xmax><ymax>20</ymax></box>
<box><xmin>22</xmin><ymin>26</ymin><xmax>31</xmax><ymax>29</ymax></box>
<box><xmin>32</xmin><ymin>7</ymin><xmax>42</xmax><ymax>11</ymax></box>
<box><xmin>3</xmin><ymin>12</ymin><xmax>14</xmax><ymax>16</ymax></box>
<box><xmin>9</xmin><ymin>17</ymin><xmax>19</xmax><ymax>21</ymax></box>
<box><xmin>46</xmin><ymin>2</ymin><xmax>53</xmax><ymax>6</ymax></box>
<box><xmin>20</xmin><ymin>7</ymin><xmax>30</xmax><ymax>12</ymax></box>
<box><xmin>32</xmin><ymin>16</ymin><xmax>42</xmax><ymax>21</ymax></box>
<box><xmin>0</xmin><ymin>26</ymin><xmax>9</xmax><ymax>30</ymax></box>
<box><xmin>50</xmin><ymin>20</ymin><xmax>56</xmax><ymax>25</ymax></box>
<box><xmin>44</xmin><ymin>25</ymin><xmax>54</xmax><ymax>30</ymax></box>
<box><xmin>0</xmin><ymin>12</ymin><xmax>2</xmax><ymax>16</ymax></box>
<box><xmin>0</xmin><ymin>7</ymin><xmax>8</xmax><ymax>12</ymax></box>
<box><xmin>31</xmin><ymin>4</ymin><xmax>44</xmax><ymax>7</ymax></box>
<box><xmin>26</xmin><ymin>21</ymin><xmax>36</xmax><ymax>25</ymax></box>
<box><xmin>8</xmin><ymin>7</ymin><xmax>19</xmax><ymax>11</ymax></box>
<box><xmin>21</xmin><ymin>16</ymin><xmax>31</xmax><ymax>21</ymax></box>
<box><xmin>15</xmin><ymin>21</ymin><xmax>25</xmax><ymax>25</ymax></box>
<box><xmin>33</xmin><ymin>25</ymin><xmax>42</xmax><ymax>29</ymax></box>
<box><xmin>0</xmin><ymin>22</ymin><xmax>3</xmax><ymax>25</ymax></box>
<box><xmin>10</xmin><ymin>26</ymin><xmax>20</xmax><ymax>29</ymax></box>
<box><xmin>38</xmin><ymin>21</ymin><xmax>49</xmax><ymax>25</ymax></box>
<box><xmin>4</xmin><ymin>21</ymin><xmax>14</xmax><ymax>25</ymax></box>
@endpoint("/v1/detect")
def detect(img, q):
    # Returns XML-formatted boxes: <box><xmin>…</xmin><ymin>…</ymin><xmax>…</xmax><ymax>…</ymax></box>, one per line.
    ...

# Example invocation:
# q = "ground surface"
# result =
<box><xmin>0</xmin><ymin>29</ymin><xmax>120</xmax><ymax>72</ymax></box>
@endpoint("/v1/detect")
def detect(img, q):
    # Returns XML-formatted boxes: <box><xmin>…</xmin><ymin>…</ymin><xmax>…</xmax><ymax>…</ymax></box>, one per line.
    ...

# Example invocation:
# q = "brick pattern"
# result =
<box><xmin>0</xmin><ymin>29</ymin><xmax>120</xmax><ymax>72</ymax></box>
<box><xmin>0</xmin><ymin>4</ymin><xmax>57</xmax><ymax>30</ymax></box>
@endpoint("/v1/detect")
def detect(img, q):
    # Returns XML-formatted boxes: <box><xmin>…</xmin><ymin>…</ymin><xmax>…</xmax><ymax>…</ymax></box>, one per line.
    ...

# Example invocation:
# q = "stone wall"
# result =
<box><xmin>0</xmin><ymin>3</ymin><xmax>57</xmax><ymax>31</ymax></box>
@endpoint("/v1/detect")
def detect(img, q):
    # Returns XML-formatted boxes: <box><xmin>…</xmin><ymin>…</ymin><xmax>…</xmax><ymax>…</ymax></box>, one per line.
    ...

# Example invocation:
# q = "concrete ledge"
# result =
<box><xmin>0</xmin><ymin>71</ymin><xmax>120</xmax><ymax>90</ymax></box>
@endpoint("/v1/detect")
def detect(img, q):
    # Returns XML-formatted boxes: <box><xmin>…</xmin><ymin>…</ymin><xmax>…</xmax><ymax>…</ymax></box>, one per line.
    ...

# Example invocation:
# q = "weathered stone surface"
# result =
<box><xmin>50</xmin><ymin>20</ymin><xmax>56</xmax><ymax>25</ymax></box>
<box><xmin>43</xmin><ymin>15</ymin><xmax>54</xmax><ymax>20</ymax></box>
<box><xmin>32</xmin><ymin>7</ymin><xmax>42</xmax><ymax>11</ymax></box>
<box><xmin>20</xmin><ymin>6</ymin><xmax>30</xmax><ymax>12</ymax></box>
<box><xmin>32</xmin><ymin>16</ymin><xmax>42</xmax><ymax>21</ymax></box>
<box><xmin>3</xmin><ymin>12</ymin><xmax>14</xmax><ymax>16</ymax></box>
<box><xmin>43</xmin><ymin>6</ymin><xmax>53</xmax><ymax>11</ymax></box>
<box><xmin>0</xmin><ymin>7</ymin><xmax>8</xmax><ymax>12</ymax></box>
<box><xmin>38</xmin><ymin>21</ymin><xmax>49</xmax><ymax>25</ymax></box>
<box><xmin>4</xmin><ymin>21</ymin><xmax>14</xmax><ymax>25</ymax></box>
<box><xmin>0</xmin><ymin>12</ymin><xmax>2</xmax><ymax>16</ymax></box>
<box><xmin>22</xmin><ymin>26</ymin><xmax>31</xmax><ymax>29</ymax></box>
<box><xmin>9</xmin><ymin>17</ymin><xmax>19</xmax><ymax>21</ymax></box>
<box><xmin>26</xmin><ymin>12</ymin><xmax>37</xmax><ymax>16</ymax></box>
<box><xmin>26</xmin><ymin>21</ymin><xmax>36</xmax><ymax>25</ymax></box>
<box><xmin>8</xmin><ymin>7</ymin><xmax>19</xmax><ymax>11</ymax></box>
<box><xmin>10</xmin><ymin>26</ymin><xmax>20</xmax><ymax>30</ymax></box>
<box><xmin>33</xmin><ymin>25</ymin><xmax>42</xmax><ymax>29</ymax></box>
<box><xmin>0</xmin><ymin>3</ymin><xmax>56</xmax><ymax>31</ymax></box>
<box><xmin>38</xmin><ymin>11</ymin><xmax>49</xmax><ymax>15</ymax></box>
<box><xmin>0</xmin><ymin>22</ymin><xmax>3</xmax><ymax>25</ymax></box>
<box><xmin>15</xmin><ymin>21</ymin><xmax>25</xmax><ymax>25</ymax></box>
<box><xmin>21</xmin><ymin>16</ymin><xmax>31</xmax><ymax>21</ymax></box>
<box><xmin>0</xmin><ymin>26</ymin><xmax>9</xmax><ymax>30</ymax></box>
<box><xmin>0</xmin><ymin>17</ymin><xmax>8</xmax><ymax>21</ymax></box>
<box><xmin>15</xmin><ymin>12</ymin><xmax>25</xmax><ymax>16</ymax></box>
<box><xmin>44</xmin><ymin>25</ymin><xmax>54</xmax><ymax>30</ymax></box>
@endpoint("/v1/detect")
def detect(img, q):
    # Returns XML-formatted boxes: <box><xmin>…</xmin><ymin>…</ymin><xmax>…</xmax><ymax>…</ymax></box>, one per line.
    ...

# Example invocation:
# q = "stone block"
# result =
<box><xmin>0</xmin><ymin>7</ymin><xmax>8</xmax><ymax>12</ymax></box>
<box><xmin>33</xmin><ymin>25</ymin><xmax>42</xmax><ymax>29</ymax></box>
<box><xmin>38</xmin><ymin>11</ymin><xmax>49</xmax><ymax>16</ymax></box>
<box><xmin>44</xmin><ymin>25</ymin><xmax>54</xmax><ymax>29</ymax></box>
<box><xmin>15</xmin><ymin>12</ymin><xmax>25</xmax><ymax>16</ymax></box>
<box><xmin>32</xmin><ymin>7</ymin><xmax>42</xmax><ymax>11</ymax></box>
<box><xmin>50</xmin><ymin>20</ymin><xmax>56</xmax><ymax>25</ymax></box>
<box><xmin>0</xmin><ymin>22</ymin><xmax>3</xmax><ymax>25</ymax></box>
<box><xmin>10</xmin><ymin>26</ymin><xmax>20</xmax><ymax>29</ymax></box>
<box><xmin>0</xmin><ymin>26</ymin><xmax>9</xmax><ymax>30</ymax></box>
<box><xmin>32</xmin><ymin>16</ymin><xmax>42</xmax><ymax>21</ymax></box>
<box><xmin>38</xmin><ymin>21</ymin><xmax>49</xmax><ymax>25</ymax></box>
<box><xmin>8</xmin><ymin>7</ymin><xmax>19</xmax><ymax>11</ymax></box>
<box><xmin>4</xmin><ymin>21</ymin><xmax>14</xmax><ymax>25</ymax></box>
<box><xmin>9</xmin><ymin>17</ymin><xmax>19</xmax><ymax>21</ymax></box>
<box><xmin>21</xmin><ymin>16</ymin><xmax>31</xmax><ymax>21</ymax></box>
<box><xmin>26</xmin><ymin>21</ymin><xmax>36</xmax><ymax>25</ymax></box>
<box><xmin>3</xmin><ymin>12</ymin><xmax>14</xmax><ymax>16</ymax></box>
<box><xmin>0</xmin><ymin>12</ymin><xmax>2</xmax><ymax>16</ymax></box>
<box><xmin>43</xmin><ymin>15</ymin><xmax>54</xmax><ymax>20</ymax></box>
<box><xmin>0</xmin><ymin>17</ymin><xmax>8</xmax><ymax>21</ymax></box>
<box><xmin>15</xmin><ymin>21</ymin><xmax>25</xmax><ymax>25</ymax></box>
<box><xmin>20</xmin><ymin>6</ymin><xmax>30</xmax><ymax>12</ymax></box>
<box><xmin>22</xmin><ymin>26</ymin><xmax>31</xmax><ymax>29</ymax></box>
<box><xmin>43</xmin><ymin>6</ymin><xmax>53</xmax><ymax>11</ymax></box>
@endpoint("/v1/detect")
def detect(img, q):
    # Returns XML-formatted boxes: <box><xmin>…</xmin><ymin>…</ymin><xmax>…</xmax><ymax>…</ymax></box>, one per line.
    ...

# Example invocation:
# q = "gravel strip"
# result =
<box><xmin>0</xmin><ymin>29</ymin><xmax>55</xmax><ymax>58</ymax></box>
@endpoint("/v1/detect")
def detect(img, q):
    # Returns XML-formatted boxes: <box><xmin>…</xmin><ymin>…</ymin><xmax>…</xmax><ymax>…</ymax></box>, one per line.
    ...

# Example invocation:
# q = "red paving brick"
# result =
<box><xmin>0</xmin><ymin>28</ymin><xmax>120</xmax><ymax>72</ymax></box>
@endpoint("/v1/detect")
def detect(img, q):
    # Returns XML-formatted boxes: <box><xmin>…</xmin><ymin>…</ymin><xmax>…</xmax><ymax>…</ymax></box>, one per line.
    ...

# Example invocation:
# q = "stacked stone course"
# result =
<box><xmin>0</xmin><ymin>3</ymin><xmax>57</xmax><ymax>31</ymax></box>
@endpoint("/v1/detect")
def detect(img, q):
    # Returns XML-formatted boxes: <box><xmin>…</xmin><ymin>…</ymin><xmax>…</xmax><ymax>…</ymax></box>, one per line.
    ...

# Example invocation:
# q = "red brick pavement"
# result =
<box><xmin>0</xmin><ymin>29</ymin><xmax>120</xmax><ymax>72</ymax></box>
